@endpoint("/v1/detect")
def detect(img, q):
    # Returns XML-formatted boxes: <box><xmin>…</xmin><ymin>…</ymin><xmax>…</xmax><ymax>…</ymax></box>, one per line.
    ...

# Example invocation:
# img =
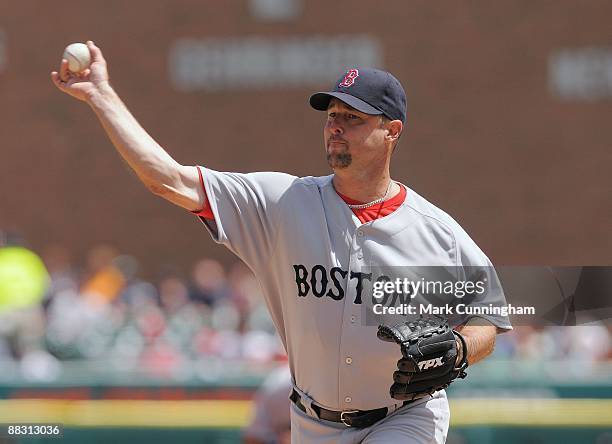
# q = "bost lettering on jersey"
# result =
<box><xmin>293</xmin><ymin>264</ymin><xmax>372</xmax><ymax>304</ymax></box>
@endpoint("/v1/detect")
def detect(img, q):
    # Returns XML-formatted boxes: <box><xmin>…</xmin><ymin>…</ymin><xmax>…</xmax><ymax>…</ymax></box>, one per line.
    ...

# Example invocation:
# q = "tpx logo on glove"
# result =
<box><xmin>418</xmin><ymin>357</ymin><xmax>444</xmax><ymax>370</ymax></box>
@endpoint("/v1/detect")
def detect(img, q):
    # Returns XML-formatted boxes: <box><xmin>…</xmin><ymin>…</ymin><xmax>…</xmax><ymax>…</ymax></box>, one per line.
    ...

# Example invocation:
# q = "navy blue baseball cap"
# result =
<box><xmin>309</xmin><ymin>67</ymin><xmax>407</xmax><ymax>124</ymax></box>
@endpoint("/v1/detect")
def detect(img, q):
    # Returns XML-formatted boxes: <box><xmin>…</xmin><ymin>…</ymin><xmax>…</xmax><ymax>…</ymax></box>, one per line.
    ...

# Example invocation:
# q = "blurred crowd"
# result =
<box><xmin>0</xmin><ymin>237</ymin><xmax>285</xmax><ymax>381</ymax></box>
<box><xmin>0</xmin><ymin>234</ymin><xmax>610</xmax><ymax>382</ymax></box>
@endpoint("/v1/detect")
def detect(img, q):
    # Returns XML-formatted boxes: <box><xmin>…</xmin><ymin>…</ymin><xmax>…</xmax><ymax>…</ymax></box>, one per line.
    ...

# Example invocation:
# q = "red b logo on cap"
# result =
<box><xmin>339</xmin><ymin>69</ymin><xmax>359</xmax><ymax>87</ymax></box>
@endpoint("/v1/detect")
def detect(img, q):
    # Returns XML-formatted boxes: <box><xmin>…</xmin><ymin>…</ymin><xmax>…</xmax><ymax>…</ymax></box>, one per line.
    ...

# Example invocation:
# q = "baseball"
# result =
<box><xmin>62</xmin><ymin>43</ymin><xmax>91</xmax><ymax>73</ymax></box>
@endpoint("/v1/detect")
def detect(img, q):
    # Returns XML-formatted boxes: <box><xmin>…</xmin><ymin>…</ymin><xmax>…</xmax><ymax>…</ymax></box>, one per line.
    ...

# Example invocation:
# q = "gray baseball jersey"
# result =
<box><xmin>196</xmin><ymin>166</ymin><xmax>510</xmax><ymax>412</ymax></box>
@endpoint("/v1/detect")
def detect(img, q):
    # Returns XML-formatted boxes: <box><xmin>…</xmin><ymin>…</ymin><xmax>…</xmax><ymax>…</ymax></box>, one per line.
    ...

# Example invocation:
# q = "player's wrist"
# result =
<box><xmin>455</xmin><ymin>337</ymin><xmax>464</xmax><ymax>365</ymax></box>
<box><xmin>453</xmin><ymin>330</ymin><xmax>469</xmax><ymax>369</ymax></box>
<box><xmin>86</xmin><ymin>81</ymin><xmax>115</xmax><ymax>108</ymax></box>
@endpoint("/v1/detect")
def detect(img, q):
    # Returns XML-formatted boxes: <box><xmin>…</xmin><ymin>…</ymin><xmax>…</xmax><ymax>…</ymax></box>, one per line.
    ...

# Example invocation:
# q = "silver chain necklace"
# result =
<box><xmin>345</xmin><ymin>181</ymin><xmax>394</xmax><ymax>209</ymax></box>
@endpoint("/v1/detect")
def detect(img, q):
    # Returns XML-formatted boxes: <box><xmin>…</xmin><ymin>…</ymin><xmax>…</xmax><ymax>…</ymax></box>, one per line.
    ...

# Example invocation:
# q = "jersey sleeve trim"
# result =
<box><xmin>197</xmin><ymin>167</ymin><xmax>228</xmax><ymax>245</ymax></box>
<box><xmin>190</xmin><ymin>166</ymin><xmax>215</xmax><ymax>219</ymax></box>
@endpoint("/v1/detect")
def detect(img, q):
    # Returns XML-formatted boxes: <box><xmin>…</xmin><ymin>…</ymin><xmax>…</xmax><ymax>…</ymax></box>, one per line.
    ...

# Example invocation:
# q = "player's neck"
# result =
<box><xmin>332</xmin><ymin>168</ymin><xmax>398</xmax><ymax>204</ymax></box>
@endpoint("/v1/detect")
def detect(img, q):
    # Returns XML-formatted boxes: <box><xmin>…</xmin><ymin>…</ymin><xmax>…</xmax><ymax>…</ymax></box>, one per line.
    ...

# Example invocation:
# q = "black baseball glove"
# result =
<box><xmin>377</xmin><ymin>316</ymin><xmax>468</xmax><ymax>401</ymax></box>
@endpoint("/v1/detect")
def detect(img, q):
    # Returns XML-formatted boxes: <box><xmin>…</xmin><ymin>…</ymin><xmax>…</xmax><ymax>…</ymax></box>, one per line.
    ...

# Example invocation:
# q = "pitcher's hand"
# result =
<box><xmin>51</xmin><ymin>41</ymin><xmax>110</xmax><ymax>103</ymax></box>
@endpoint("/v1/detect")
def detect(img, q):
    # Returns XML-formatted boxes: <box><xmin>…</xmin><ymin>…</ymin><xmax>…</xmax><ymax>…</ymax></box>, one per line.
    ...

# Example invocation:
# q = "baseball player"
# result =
<box><xmin>52</xmin><ymin>41</ymin><xmax>511</xmax><ymax>443</ymax></box>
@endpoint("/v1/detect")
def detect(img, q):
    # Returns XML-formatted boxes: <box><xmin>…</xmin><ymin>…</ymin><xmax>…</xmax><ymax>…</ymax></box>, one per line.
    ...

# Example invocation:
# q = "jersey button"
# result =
<box><xmin>345</xmin><ymin>357</ymin><xmax>352</xmax><ymax>364</ymax></box>
<box><xmin>357</xmin><ymin>231</ymin><xmax>364</xmax><ymax>237</ymax></box>
<box><xmin>345</xmin><ymin>396</ymin><xmax>352</xmax><ymax>403</ymax></box>
<box><xmin>350</xmin><ymin>315</ymin><xmax>356</xmax><ymax>323</ymax></box>
<box><xmin>357</xmin><ymin>253</ymin><xmax>363</xmax><ymax>260</ymax></box>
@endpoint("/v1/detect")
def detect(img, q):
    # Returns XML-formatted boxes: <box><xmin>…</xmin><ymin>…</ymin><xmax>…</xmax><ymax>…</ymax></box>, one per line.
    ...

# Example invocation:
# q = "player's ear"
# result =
<box><xmin>385</xmin><ymin>120</ymin><xmax>403</xmax><ymax>143</ymax></box>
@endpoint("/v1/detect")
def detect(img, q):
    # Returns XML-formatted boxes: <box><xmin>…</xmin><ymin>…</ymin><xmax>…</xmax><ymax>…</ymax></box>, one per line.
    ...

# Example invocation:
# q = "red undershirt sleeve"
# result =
<box><xmin>190</xmin><ymin>166</ymin><xmax>215</xmax><ymax>220</ymax></box>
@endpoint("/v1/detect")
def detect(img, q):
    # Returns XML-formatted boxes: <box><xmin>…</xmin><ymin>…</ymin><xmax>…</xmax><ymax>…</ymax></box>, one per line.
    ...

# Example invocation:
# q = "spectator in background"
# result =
<box><xmin>80</xmin><ymin>244</ymin><xmax>125</xmax><ymax>305</ymax></box>
<box><xmin>227</xmin><ymin>262</ymin><xmax>264</xmax><ymax>332</ymax></box>
<box><xmin>44</xmin><ymin>244</ymin><xmax>134</xmax><ymax>362</ymax></box>
<box><xmin>0</xmin><ymin>231</ymin><xmax>60</xmax><ymax>380</ymax></box>
<box><xmin>40</xmin><ymin>244</ymin><xmax>79</xmax><ymax>303</ymax></box>
<box><xmin>0</xmin><ymin>232</ymin><xmax>49</xmax><ymax>316</ymax></box>
<box><xmin>189</xmin><ymin>258</ymin><xmax>229</xmax><ymax>306</ymax></box>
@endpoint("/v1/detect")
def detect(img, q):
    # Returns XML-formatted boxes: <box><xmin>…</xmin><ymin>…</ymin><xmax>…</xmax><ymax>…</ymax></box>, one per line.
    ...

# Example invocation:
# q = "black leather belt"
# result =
<box><xmin>290</xmin><ymin>389</ymin><xmax>411</xmax><ymax>428</ymax></box>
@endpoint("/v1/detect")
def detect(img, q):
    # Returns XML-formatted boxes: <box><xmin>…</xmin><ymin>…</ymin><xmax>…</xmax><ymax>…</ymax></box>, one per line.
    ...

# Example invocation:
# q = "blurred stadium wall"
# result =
<box><xmin>0</xmin><ymin>1</ymin><xmax>611</xmax><ymax>272</ymax></box>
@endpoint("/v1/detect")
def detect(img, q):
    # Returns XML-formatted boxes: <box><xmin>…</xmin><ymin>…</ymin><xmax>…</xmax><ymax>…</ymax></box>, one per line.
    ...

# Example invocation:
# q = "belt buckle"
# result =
<box><xmin>340</xmin><ymin>410</ymin><xmax>360</xmax><ymax>427</ymax></box>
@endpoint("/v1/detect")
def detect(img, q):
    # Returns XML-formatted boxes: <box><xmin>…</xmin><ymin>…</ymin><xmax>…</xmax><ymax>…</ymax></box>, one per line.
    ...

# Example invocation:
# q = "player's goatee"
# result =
<box><xmin>327</xmin><ymin>152</ymin><xmax>352</xmax><ymax>169</ymax></box>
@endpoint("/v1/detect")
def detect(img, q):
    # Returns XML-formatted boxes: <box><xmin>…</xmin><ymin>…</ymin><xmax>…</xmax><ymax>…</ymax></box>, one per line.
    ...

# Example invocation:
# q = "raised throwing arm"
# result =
<box><xmin>51</xmin><ymin>41</ymin><xmax>206</xmax><ymax>212</ymax></box>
